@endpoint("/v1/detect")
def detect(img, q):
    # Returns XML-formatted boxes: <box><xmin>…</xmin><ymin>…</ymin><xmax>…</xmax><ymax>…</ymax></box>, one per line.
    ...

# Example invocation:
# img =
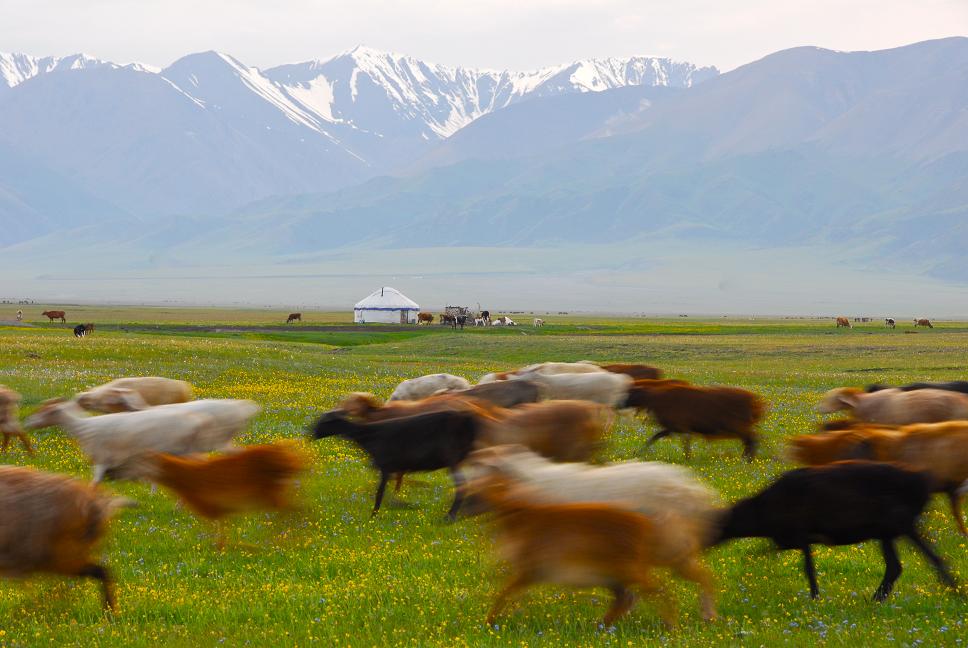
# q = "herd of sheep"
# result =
<box><xmin>1</xmin><ymin>362</ymin><xmax>968</xmax><ymax>629</ymax></box>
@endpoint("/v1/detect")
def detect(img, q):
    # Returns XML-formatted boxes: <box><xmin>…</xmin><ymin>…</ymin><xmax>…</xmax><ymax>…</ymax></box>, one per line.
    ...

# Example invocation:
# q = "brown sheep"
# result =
<box><xmin>0</xmin><ymin>386</ymin><xmax>33</xmax><ymax>454</ymax></box>
<box><xmin>818</xmin><ymin>387</ymin><xmax>968</xmax><ymax>425</ymax></box>
<box><xmin>788</xmin><ymin>422</ymin><xmax>968</xmax><ymax>535</ymax></box>
<box><xmin>474</xmin><ymin>400</ymin><xmax>613</xmax><ymax>462</ymax></box>
<box><xmin>463</xmin><ymin>470</ymin><xmax>677</xmax><ymax>628</ymax></box>
<box><xmin>141</xmin><ymin>442</ymin><xmax>307</xmax><ymax>549</ymax></box>
<box><xmin>0</xmin><ymin>465</ymin><xmax>133</xmax><ymax>609</ymax></box>
<box><xmin>600</xmin><ymin>363</ymin><xmax>663</xmax><ymax>381</ymax></box>
<box><xmin>625</xmin><ymin>380</ymin><xmax>764</xmax><ymax>461</ymax></box>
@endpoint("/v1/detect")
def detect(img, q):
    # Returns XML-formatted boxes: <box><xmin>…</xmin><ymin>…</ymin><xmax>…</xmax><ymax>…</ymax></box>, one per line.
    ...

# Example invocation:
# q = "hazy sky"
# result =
<box><xmin>1</xmin><ymin>0</ymin><xmax>966</xmax><ymax>71</ymax></box>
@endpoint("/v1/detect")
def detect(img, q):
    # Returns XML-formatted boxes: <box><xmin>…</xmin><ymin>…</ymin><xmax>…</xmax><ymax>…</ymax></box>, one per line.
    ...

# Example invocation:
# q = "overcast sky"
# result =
<box><xmin>2</xmin><ymin>0</ymin><xmax>965</xmax><ymax>71</ymax></box>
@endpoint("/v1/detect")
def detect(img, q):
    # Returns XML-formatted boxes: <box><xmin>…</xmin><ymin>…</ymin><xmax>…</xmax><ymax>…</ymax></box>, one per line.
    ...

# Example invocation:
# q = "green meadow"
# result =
<box><xmin>0</xmin><ymin>307</ymin><xmax>966</xmax><ymax>646</ymax></box>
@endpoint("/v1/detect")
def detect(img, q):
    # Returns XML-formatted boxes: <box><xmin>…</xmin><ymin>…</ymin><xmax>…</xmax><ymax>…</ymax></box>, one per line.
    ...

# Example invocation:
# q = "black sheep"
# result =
<box><xmin>712</xmin><ymin>461</ymin><xmax>958</xmax><ymax>601</ymax></box>
<box><xmin>867</xmin><ymin>381</ymin><xmax>968</xmax><ymax>395</ymax></box>
<box><xmin>310</xmin><ymin>409</ymin><xmax>479</xmax><ymax>520</ymax></box>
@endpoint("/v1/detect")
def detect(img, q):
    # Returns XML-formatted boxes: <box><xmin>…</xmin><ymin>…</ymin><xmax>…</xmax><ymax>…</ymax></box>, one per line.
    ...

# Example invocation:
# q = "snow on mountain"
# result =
<box><xmin>265</xmin><ymin>46</ymin><xmax>718</xmax><ymax>139</ymax></box>
<box><xmin>0</xmin><ymin>52</ymin><xmax>129</xmax><ymax>89</ymax></box>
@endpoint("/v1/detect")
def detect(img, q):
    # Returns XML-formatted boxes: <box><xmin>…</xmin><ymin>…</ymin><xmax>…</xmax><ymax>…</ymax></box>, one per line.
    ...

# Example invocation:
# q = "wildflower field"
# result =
<box><xmin>1</xmin><ymin>306</ymin><xmax>967</xmax><ymax>647</ymax></box>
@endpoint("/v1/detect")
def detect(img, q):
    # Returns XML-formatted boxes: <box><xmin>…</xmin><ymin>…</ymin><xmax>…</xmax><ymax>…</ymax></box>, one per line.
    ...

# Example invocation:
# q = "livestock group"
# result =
<box><xmin>2</xmin><ymin>356</ymin><xmax>967</xmax><ymax>631</ymax></box>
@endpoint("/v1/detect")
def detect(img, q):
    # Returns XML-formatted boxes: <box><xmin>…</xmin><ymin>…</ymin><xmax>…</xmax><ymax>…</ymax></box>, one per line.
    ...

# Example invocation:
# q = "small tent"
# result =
<box><xmin>354</xmin><ymin>287</ymin><xmax>420</xmax><ymax>324</ymax></box>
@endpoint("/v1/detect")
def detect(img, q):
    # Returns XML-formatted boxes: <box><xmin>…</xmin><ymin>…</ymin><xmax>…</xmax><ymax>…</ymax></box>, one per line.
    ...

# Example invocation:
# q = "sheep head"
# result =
<box><xmin>817</xmin><ymin>388</ymin><xmax>862</xmax><ymax>414</ymax></box>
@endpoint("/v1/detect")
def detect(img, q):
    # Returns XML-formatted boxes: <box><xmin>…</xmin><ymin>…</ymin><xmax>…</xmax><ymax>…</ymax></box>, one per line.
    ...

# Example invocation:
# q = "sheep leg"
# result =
<box><xmin>646</xmin><ymin>429</ymin><xmax>673</xmax><ymax>447</ymax></box>
<box><xmin>446</xmin><ymin>467</ymin><xmax>466</xmax><ymax>521</ymax></box>
<box><xmin>801</xmin><ymin>545</ymin><xmax>820</xmax><ymax>599</ymax></box>
<box><xmin>486</xmin><ymin>572</ymin><xmax>532</xmax><ymax>625</ymax></box>
<box><xmin>91</xmin><ymin>464</ymin><xmax>107</xmax><ymax>484</ymax></box>
<box><xmin>18</xmin><ymin>431</ymin><xmax>34</xmax><ymax>456</ymax></box>
<box><xmin>372</xmin><ymin>471</ymin><xmax>391</xmax><ymax>517</ymax></box>
<box><xmin>873</xmin><ymin>538</ymin><xmax>902</xmax><ymax>601</ymax></box>
<box><xmin>602</xmin><ymin>585</ymin><xmax>637</xmax><ymax>626</ymax></box>
<box><xmin>393</xmin><ymin>472</ymin><xmax>405</xmax><ymax>493</ymax></box>
<box><xmin>78</xmin><ymin>563</ymin><xmax>115</xmax><ymax>611</ymax></box>
<box><xmin>742</xmin><ymin>437</ymin><xmax>758</xmax><ymax>462</ymax></box>
<box><xmin>905</xmin><ymin>530</ymin><xmax>957</xmax><ymax>591</ymax></box>
<box><xmin>673</xmin><ymin>556</ymin><xmax>717</xmax><ymax>621</ymax></box>
<box><xmin>633</xmin><ymin>572</ymin><xmax>676</xmax><ymax>629</ymax></box>
<box><xmin>946</xmin><ymin>488</ymin><xmax>968</xmax><ymax>536</ymax></box>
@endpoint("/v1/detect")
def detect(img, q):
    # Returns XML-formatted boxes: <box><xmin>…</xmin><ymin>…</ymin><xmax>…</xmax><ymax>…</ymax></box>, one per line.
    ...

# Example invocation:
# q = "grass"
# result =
<box><xmin>0</xmin><ymin>307</ymin><xmax>966</xmax><ymax>646</ymax></box>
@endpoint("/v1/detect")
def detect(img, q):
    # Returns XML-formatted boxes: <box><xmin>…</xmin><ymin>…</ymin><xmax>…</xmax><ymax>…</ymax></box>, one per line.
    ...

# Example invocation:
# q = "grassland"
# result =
<box><xmin>1</xmin><ymin>307</ymin><xmax>966</xmax><ymax>646</ymax></box>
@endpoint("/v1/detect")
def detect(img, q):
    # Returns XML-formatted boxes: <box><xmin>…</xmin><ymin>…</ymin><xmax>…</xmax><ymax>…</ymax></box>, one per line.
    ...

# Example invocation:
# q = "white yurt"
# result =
<box><xmin>354</xmin><ymin>287</ymin><xmax>420</xmax><ymax>324</ymax></box>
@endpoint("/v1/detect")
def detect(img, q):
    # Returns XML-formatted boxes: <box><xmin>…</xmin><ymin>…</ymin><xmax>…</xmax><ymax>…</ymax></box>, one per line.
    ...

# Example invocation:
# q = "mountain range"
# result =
<box><xmin>2</xmin><ymin>38</ymin><xmax>967</xmax><ymax>311</ymax></box>
<box><xmin>0</xmin><ymin>47</ymin><xmax>715</xmax><ymax>240</ymax></box>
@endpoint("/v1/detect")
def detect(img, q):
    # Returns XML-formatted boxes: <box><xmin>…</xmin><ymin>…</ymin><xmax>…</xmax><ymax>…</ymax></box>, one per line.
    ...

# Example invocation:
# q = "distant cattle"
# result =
<box><xmin>533</xmin><ymin>318</ymin><xmax>544</xmax><ymax>327</ymax></box>
<box><xmin>885</xmin><ymin>318</ymin><xmax>896</xmax><ymax>329</ymax></box>
<box><xmin>42</xmin><ymin>310</ymin><xmax>66</xmax><ymax>323</ymax></box>
<box><xmin>836</xmin><ymin>317</ymin><xmax>851</xmax><ymax>328</ymax></box>
<box><xmin>914</xmin><ymin>318</ymin><xmax>934</xmax><ymax>328</ymax></box>
<box><xmin>73</xmin><ymin>324</ymin><xmax>94</xmax><ymax>338</ymax></box>
<box><xmin>480</xmin><ymin>310</ymin><xmax>490</xmax><ymax>325</ymax></box>
<box><xmin>286</xmin><ymin>313</ymin><xmax>301</xmax><ymax>324</ymax></box>
<box><xmin>417</xmin><ymin>312</ymin><xmax>434</xmax><ymax>325</ymax></box>
<box><xmin>493</xmin><ymin>316</ymin><xmax>516</xmax><ymax>327</ymax></box>
<box><xmin>439</xmin><ymin>313</ymin><xmax>456</xmax><ymax>326</ymax></box>
<box><xmin>474</xmin><ymin>318</ymin><xmax>485</xmax><ymax>327</ymax></box>
<box><xmin>15</xmin><ymin>310</ymin><xmax>22</xmax><ymax>322</ymax></box>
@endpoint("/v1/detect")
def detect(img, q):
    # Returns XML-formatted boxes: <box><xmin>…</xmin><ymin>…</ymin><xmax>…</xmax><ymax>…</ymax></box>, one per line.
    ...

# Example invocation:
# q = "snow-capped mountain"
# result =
<box><xmin>0</xmin><ymin>46</ymin><xmax>716</xmax><ymax>239</ymax></box>
<box><xmin>0</xmin><ymin>51</ymin><xmax>152</xmax><ymax>90</ymax></box>
<box><xmin>266</xmin><ymin>46</ymin><xmax>717</xmax><ymax>139</ymax></box>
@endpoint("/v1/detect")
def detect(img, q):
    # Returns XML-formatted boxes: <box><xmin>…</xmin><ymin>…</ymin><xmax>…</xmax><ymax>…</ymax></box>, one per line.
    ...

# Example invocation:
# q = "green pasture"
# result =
<box><xmin>0</xmin><ymin>308</ymin><xmax>966</xmax><ymax>646</ymax></box>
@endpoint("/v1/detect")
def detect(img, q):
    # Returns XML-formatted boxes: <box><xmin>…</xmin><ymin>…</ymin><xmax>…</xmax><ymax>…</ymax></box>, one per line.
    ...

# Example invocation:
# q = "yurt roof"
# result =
<box><xmin>354</xmin><ymin>287</ymin><xmax>420</xmax><ymax>311</ymax></box>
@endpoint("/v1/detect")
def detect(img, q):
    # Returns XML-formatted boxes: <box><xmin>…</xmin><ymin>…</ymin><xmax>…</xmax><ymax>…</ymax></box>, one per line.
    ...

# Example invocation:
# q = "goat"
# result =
<box><xmin>711</xmin><ymin>461</ymin><xmax>959</xmax><ymax>600</ymax></box>
<box><xmin>310</xmin><ymin>410</ymin><xmax>479</xmax><ymax>519</ymax></box>
<box><xmin>463</xmin><ymin>470</ymin><xmax>676</xmax><ymax>628</ymax></box>
<box><xmin>624</xmin><ymin>380</ymin><xmax>764</xmax><ymax>460</ymax></box>
<box><xmin>818</xmin><ymin>387</ymin><xmax>968</xmax><ymax>424</ymax></box>
<box><xmin>0</xmin><ymin>465</ymin><xmax>134</xmax><ymax>610</ymax></box>
<box><xmin>0</xmin><ymin>385</ymin><xmax>33</xmax><ymax>454</ymax></box>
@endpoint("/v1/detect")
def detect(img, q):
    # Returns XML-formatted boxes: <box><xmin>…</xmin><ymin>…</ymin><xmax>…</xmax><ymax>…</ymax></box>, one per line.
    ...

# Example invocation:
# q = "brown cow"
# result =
<box><xmin>42</xmin><ymin>310</ymin><xmax>66</xmax><ymax>323</ymax></box>
<box><xmin>417</xmin><ymin>312</ymin><xmax>434</xmax><ymax>325</ymax></box>
<box><xmin>835</xmin><ymin>317</ymin><xmax>851</xmax><ymax>328</ymax></box>
<box><xmin>286</xmin><ymin>313</ymin><xmax>301</xmax><ymax>324</ymax></box>
<box><xmin>914</xmin><ymin>318</ymin><xmax>933</xmax><ymax>328</ymax></box>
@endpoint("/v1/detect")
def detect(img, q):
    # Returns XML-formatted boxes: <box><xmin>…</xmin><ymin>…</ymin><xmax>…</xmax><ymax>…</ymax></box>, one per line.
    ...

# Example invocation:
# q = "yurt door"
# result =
<box><xmin>400</xmin><ymin>311</ymin><xmax>408</xmax><ymax>324</ymax></box>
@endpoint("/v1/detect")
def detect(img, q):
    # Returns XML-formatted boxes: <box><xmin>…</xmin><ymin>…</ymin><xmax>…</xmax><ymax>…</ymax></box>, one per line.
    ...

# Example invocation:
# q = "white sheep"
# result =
<box><xmin>24</xmin><ymin>398</ymin><xmax>259</xmax><ymax>482</ymax></box>
<box><xmin>818</xmin><ymin>387</ymin><xmax>968</xmax><ymax>425</ymax></box>
<box><xmin>516</xmin><ymin>361</ymin><xmax>608</xmax><ymax>376</ymax></box>
<box><xmin>388</xmin><ymin>373</ymin><xmax>472</xmax><ymax>401</ymax></box>
<box><xmin>509</xmin><ymin>370</ymin><xmax>632</xmax><ymax>407</ymax></box>
<box><xmin>75</xmin><ymin>377</ymin><xmax>194</xmax><ymax>413</ymax></box>
<box><xmin>466</xmin><ymin>445</ymin><xmax>720</xmax><ymax>620</ymax></box>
